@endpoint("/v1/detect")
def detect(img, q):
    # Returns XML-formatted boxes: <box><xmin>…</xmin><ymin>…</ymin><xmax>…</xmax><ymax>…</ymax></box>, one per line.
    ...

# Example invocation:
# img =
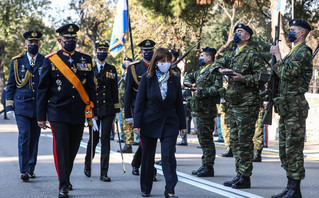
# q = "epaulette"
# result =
<box><xmin>12</xmin><ymin>52</ymin><xmax>24</xmax><ymax>60</ymax></box>
<box><xmin>78</xmin><ymin>51</ymin><xmax>92</xmax><ymax>57</ymax></box>
<box><xmin>45</xmin><ymin>51</ymin><xmax>58</xmax><ymax>58</ymax></box>
<box><xmin>129</xmin><ymin>60</ymin><xmax>140</xmax><ymax>66</ymax></box>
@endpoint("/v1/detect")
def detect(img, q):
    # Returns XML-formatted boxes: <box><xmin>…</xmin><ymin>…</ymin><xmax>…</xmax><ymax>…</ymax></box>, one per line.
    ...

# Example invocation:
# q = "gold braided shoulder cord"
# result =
<box><xmin>14</xmin><ymin>59</ymin><xmax>32</xmax><ymax>88</ymax></box>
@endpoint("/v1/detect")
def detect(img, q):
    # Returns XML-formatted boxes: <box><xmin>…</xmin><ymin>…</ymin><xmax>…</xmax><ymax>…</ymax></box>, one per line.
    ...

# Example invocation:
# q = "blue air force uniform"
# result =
<box><xmin>6</xmin><ymin>30</ymin><xmax>44</xmax><ymax>179</ymax></box>
<box><xmin>36</xmin><ymin>24</ymin><xmax>96</xmax><ymax>192</ymax></box>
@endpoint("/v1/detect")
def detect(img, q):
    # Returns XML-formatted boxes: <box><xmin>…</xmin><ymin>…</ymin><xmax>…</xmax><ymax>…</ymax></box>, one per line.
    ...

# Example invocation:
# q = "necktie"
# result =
<box><xmin>100</xmin><ymin>65</ymin><xmax>103</xmax><ymax>73</ymax></box>
<box><xmin>31</xmin><ymin>57</ymin><xmax>35</xmax><ymax>67</ymax></box>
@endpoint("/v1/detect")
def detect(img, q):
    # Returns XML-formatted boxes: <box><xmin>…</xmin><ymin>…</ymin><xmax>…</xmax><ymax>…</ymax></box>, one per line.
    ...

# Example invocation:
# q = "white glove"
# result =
<box><xmin>92</xmin><ymin>119</ymin><xmax>99</xmax><ymax>131</ymax></box>
<box><xmin>7</xmin><ymin>111</ymin><xmax>15</xmax><ymax>119</ymax></box>
<box><xmin>125</xmin><ymin>118</ymin><xmax>134</xmax><ymax>123</ymax></box>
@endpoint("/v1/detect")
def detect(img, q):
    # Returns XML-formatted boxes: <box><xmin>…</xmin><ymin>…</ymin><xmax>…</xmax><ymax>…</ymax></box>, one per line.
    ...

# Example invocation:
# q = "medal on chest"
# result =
<box><xmin>56</xmin><ymin>79</ymin><xmax>62</xmax><ymax>92</ymax></box>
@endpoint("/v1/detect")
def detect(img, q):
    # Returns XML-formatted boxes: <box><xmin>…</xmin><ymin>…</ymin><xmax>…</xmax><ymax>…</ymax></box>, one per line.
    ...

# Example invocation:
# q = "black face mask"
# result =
<box><xmin>28</xmin><ymin>45</ymin><xmax>39</xmax><ymax>55</ymax></box>
<box><xmin>64</xmin><ymin>40</ymin><xmax>76</xmax><ymax>52</ymax></box>
<box><xmin>97</xmin><ymin>52</ymin><xmax>108</xmax><ymax>61</ymax></box>
<box><xmin>143</xmin><ymin>52</ymin><xmax>154</xmax><ymax>61</ymax></box>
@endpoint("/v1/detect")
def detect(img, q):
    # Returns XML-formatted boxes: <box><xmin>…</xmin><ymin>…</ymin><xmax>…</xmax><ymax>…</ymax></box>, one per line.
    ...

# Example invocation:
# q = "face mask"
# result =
<box><xmin>28</xmin><ymin>45</ymin><xmax>39</xmax><ymax>55</ymax></box>
<box><xmin>122</xmin><ymin>63</ymin><xmax>126</xmax><ymax>69</ymax></box>
<box><xmin>288</xmin><ymin>31</ymin><xmax>297</xmax><ymax>42</ymax></box>
<box><xmin>233</xmin><ymin>33</ymin><xmax>241</xmax><ymax>43</ymax></box>
<box><xmin>64</xmin><ymin>40</ymin><xmax>76</xmax><ymax>52</ymax></box>
<box><xmin>157</xmin><ymin>62</ymin><xmax>171</xmax><ymax>73</ymax></box>
<box><xmin>199</xmin><ymin>58</ymin><xmax>206</xmax><ymax>66</ymax></box>
<box><xmin>97</xmin><ymin>52</ymin><xmax>108</xmax><ymax>61</ymax></box>
<box><xmin>143</xmin><ymin>52</ymin><xmax>154</xmax><ymax>61</ymax></box>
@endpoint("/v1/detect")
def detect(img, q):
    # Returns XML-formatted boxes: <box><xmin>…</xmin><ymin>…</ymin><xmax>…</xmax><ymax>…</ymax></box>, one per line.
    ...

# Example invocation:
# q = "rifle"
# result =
<box><xmin>258</xmin><ymin>13</ymin><xmax>281</xmax><ymax>125</ymax></box>
<box><xmin>313</xmin><ymin>44</ymin><xmax>319</xmax><ymax>59</ymax></box>
<box><xmin>172</xmin><ymin>40</ymin><xmax>201</xmax><ymax>67</ymax></box>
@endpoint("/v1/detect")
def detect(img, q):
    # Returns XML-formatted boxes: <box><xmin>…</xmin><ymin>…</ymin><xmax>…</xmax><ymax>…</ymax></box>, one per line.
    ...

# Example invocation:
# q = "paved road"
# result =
<box><xmin>0</xmin><ymin>118</ymin><xmax>318</xmax><ymax>198</ymax></box>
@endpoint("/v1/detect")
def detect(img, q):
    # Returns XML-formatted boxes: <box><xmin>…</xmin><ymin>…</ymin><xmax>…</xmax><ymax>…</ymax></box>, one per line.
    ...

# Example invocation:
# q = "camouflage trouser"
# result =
<box><xmin>253</xmin><ymin>107</ymin><xmax>265</xmax><ymax>150</ymax></box>
<box><xmin>229</xmin><ymin>105</ymin><xmax>259</xmax><ymax>177</ymax></box>
<box><xmin>278</xmin><ymin>99</ymin><xmax>308</xmax><ymax>180</ymax></box>
<box><xmin>220</xmin><ymin>110</ymin><xmax>230</xmax><ymax>147</ymax></box>
<box><xmin>120</xmin><ymin>108</ymin><xmax>134</xmax><ymax>145</ymax></box>
<box><xmin>196</xmin><ymin>114</ymin><xmax>216</xmax><ymax>166</ymax></box>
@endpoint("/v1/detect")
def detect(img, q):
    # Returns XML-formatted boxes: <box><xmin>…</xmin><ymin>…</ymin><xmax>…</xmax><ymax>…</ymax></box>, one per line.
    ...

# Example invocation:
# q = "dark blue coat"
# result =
<box><xmin>92</xmin><ymin>62</ymin><xmax>119</xmax><ymax>116</ymax></box>
<box><xmin>37</xmin><ymin>50</ymin><xmax>96</xmax><ymax>124</ymax></box>
<box><xmin>6</xmin><ymin>52</ymin><xmax>45</xmax><ymax>118</ymax></box>
<box><xmin>124</xmin><ymin>59</ymin><xmax>148</xmax><ymax>119</ymax></box>
<box><xmin>133</xmin><ymin>74</ymin><xmax>186</xmax><ymax>138</ymax></box>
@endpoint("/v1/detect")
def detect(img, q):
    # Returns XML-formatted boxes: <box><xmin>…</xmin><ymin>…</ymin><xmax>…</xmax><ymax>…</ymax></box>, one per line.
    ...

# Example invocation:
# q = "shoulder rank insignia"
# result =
<box><xmin>78</xmin><ymin>51</ymin><xmax>91</xmax><ymax>57</ymax></box>
<box><xmin>12</xmin><ymin>52</ymin><xmax>24</xmax><ymax>60</ymax></box>
<box><xmin>45</xmin><ymin>51</ymin><xmax>58</xmax><ymax>59</ymax></box>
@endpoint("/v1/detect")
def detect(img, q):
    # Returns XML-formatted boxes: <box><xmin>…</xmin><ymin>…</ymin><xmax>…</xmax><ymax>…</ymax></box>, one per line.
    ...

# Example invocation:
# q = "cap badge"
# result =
<box><xmin>145</xmin><ymin>41</ymin><xmax>151</xmax><ymax>46</ymax></box>
<box><xmin>238</xmin><ymin>24</ymin><xmax>242</xmax><ymax>28</ymax></box>
<box><xmin>31</xmin><ymin>31</ymin><xmax>37</xmax><ymax>37</ymax></box>
<box><xmin>293</xmin><ymin>20</ymin><xmax>296</xmax><ymax>24</ymax></box>
<box><xmin>68</xmin><ymin>25</ymin><xmax>74</xmax><ymax>32</ymax></box>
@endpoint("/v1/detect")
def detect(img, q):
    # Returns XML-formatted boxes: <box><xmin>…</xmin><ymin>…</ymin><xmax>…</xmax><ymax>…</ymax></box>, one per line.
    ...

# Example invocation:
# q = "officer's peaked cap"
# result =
<box><xmin>23</xmin><ymin>30</ymin><xmax>42</xmax><ymax>40</ymax></box>
<box><xmin>56</xmin><ymin>24</ymin><xmax>79</xmax><ymax>38</ymax></box>
<box><xmin>138</xmin><ymin>39</ymin><xmax>156</xmax><ymax>50</ymax></box>
<box><xmin>95</xmin><ymin>40</ymin><xmax>109</xmax><ymax>49</ymax></box>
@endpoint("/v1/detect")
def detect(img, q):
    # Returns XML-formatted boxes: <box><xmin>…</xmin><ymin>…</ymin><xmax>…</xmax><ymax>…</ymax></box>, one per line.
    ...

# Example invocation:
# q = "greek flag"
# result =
<box><xmin>109</xmin><ymin>0</ymin><xmax>129</xmax><ymax>56</ymax></box>
<box><xmin>276</xmin><ymin>0</ymin><xmax>287</xmax><ymax>15</ymax></box>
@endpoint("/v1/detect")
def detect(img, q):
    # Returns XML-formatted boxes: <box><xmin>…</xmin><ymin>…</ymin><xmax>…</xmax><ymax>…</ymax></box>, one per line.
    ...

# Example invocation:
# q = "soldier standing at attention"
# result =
<box><xmin>125</xmin><ymin>39</ymin><xmax>157</xmax><ymax>180</ymax></box>
<box><xmin>117</xmin><ymin>57</ymin><xmax>134</xmax><ymax>153</ymax></box>
<box><xmin>214</xmin><ymin>24</ymin><xmax>266</xmax><ymax>189</ymax></box>
<box><xmin>6</xmin><ymin>30</ymin><xmax>44</xmax><ymax>181</ymax></box>
<box><xmin>184</xmin><ymin>47</ymin><xmax>222</xmax><ymax>177</ymax></box>
<box><xmin>252</xmin><ymin>106</ymin><xmax>265</xmax><ymax>162</ymax></box>
<box><xmin>37</xmin><ymin>24</ymin><xmax>96</xmax><ymax>198</ymax></box>
<box><xmin>270</xmin><ymin>19</ymin><xmax>312</xmax><ymax>198</ymax></box>
<box><xmin>83</xmin><ymin>40</ymin><xmax>120</xmax><ymax>181</ymax></box>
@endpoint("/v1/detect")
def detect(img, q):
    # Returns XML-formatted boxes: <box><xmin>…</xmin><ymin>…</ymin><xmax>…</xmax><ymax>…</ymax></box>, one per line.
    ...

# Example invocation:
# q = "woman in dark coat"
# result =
<box><xmin>133</xmin><ymin>48</ymin><xmax>187</xmax><ymax>198</ymax></box>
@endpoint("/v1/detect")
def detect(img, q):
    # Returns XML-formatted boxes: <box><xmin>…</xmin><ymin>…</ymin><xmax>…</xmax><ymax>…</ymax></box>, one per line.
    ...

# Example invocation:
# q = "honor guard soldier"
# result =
<box><xmin>37</xmin><ymin>24</ymin><xmax>96</xmax><ymax>198</ymax></box>
<box><xmin>84</xmin><ymin>40</ymin><xmax>120</xmax><ymax>182</ymax></box>
<box><xmin>124</xmin><ymin>39</ymin><xmax>157</xmax><ymax>180</ymax></box>
<box><xmin>270</xmin><ymin>19</ymin><xmax>312</xmax><ymax>198</ymax></box>
<box><xmin>169</xmin><ymin>49</ymin><xmax>181</xmax><ymax>76</ymax></box>
<box><xmin>213</xmin><ymin>24</ymin><xmax>266</xmax><ymax>189</ymax></box>
<box><xmin>117</xmin><ymin>57</ymin><xmax>134</xmax><ymax>153</ymax></box>
<box><xmin>6</xmin><ymin>30</ymin><xmax>45</xmax><ymax>181</ymax></box>
<box><xmin>184</xmin><ymin>47</ymin><xmax>222</xmax><ymax>177</ymax></box>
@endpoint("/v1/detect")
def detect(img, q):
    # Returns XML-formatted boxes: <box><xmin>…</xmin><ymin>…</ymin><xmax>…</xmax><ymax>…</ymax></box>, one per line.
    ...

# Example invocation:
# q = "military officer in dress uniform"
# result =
<box><xmin>83</xmin><ymin>40</ymin><xmax>120</xmax><ymax>181</ymax></box>
<box><xmin>6</xmin><ymin>30</ymin><xmax>45</xmax><ymax>181</ymax></box>
<box><xmin>37</xmin><ymin>24</ymin><xmax>96</xmax><ymax>198</ymax></box>
<box><xmin>124</xmin><ymin>39</ymin><xmax>157</xmax><ymax>180</ymax></box>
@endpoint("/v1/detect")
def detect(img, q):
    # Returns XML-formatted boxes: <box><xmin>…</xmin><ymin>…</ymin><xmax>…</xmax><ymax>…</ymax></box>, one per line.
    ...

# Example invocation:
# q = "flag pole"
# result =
<box><xmin>126</xmin><ymin>0</ymin><xmax>135</xmax><ymax>61</ymax></box>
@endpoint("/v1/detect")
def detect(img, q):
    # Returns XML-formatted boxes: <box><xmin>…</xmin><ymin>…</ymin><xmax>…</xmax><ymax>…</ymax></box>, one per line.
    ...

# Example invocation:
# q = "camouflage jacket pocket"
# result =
<box><xmin>273</xmin><ymin>97</ymin><xmax>288</xmax><ymax>116</ymax></box>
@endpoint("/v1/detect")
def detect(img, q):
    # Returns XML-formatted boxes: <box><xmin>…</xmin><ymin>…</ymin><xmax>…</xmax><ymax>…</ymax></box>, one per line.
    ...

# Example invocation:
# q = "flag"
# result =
<box><xmin>109</xmin><ymin>0</ymin><xmax>129</xmax><ymax>56</ymax></box>
<box><xmin>276</xmin><ymin>0</ymin><xmax>287</xmax><ymax>15</ymax></box>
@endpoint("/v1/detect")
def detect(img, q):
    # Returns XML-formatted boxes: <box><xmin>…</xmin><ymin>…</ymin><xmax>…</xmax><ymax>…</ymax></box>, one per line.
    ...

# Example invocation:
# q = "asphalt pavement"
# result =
<box><xmin>0</xmin><ymin>117</ymin><xmax>318</xmax><ymax>198</ymax></box>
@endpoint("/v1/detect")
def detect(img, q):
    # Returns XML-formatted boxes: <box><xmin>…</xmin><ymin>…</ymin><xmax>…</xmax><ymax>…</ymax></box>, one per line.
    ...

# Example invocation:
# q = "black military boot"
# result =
<box><xmin>231</xmin><ymin>174</ymin><xmax>251</xmax><ymax>189</ymax></box>
<box><xmin>153</xmin><ymin>167</ymin><xmax>157</xmax><ymax>181</ymax></box>
<box><xmin>271</xmin><ymin>177</ymin><xmax>292</xmax><ymax>198</ymax></box>
<box><xmin>197</xmin><ymin>165</ymin><xmax>214</xmax><ymax>177</ymax></box>
<box><xmin>224</xmin><ymin>173</ymin><xmax>241</xmax><ymax>187</ymax></box>
<box><xmin>191</xmin><ymin>165</ymin><xmax>205</xmax><ymax>175</ymax></box>
<box><xmin>132</xmin><ymin>166</ymin><xmax>139</xmax><ymax>175</ymax></box>
<box><xmin>219</xmin><ymin>147</ymin><xmax>233</xmax><ymax>157</ymax></box>
<box><xmin>284</xmin><ymin>179</ymin><xmax>302</xmax><ymax>198</ymax></box>
<box><xmin>118</xmin><ymin>144</ymin><xmax>132</xmax><ymax>153</ymax></box>
<box><xmin>253</xmin><ymin>149</ymin><xmax>262</xmax><ymax>162</ymax></box>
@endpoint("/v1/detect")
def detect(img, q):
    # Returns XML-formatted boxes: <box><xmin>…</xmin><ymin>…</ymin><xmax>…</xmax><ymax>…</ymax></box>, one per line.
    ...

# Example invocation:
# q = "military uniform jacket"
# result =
<box><xmin>184</xmin><ymin>65</ymin><xmax>222</xmax><ymax>115</ymax></box>
<box><xmin>124</xmin><ymin>59</ymin><xmax>148</xmax><ymax>118</ymax></box>
<box><xmin>6</xmin><ymin>52</ymin><xmax>45</xmax><ymax>118</ymax></box>
<box><xmin>274</xmin><ymin>42</ymin><xmax>313</xmax><ymax>97</ymax></box>
<box><xmin>37</xmin><ymin>50</ymin><xmax>96</xmax><ymax>124</ymax></box>
<box><xmin>93</xmin><ymin>62</ymin><xmax>119</xmax><ymax>116</ymax></box>
<box><xmin>213</xmin><ymin>45</ymin><xmax>266</xmax><ymax>107</ymax></box>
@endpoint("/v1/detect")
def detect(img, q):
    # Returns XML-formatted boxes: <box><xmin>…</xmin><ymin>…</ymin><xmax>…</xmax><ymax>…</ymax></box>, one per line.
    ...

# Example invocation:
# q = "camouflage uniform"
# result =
<box><xmin>253</xmin><ymin>107</ymin><xmax>265</xmax><ymax>150</ymax></box>
<box><xmin>184</xmin><ymin>65</ymin><xmax>222</xmax><ymax>167</ymax></box>
<box><xmin>118</xmin><ymin>72</ymin><xmax>134</xmax><ymax>145</ymax></box>
<box><xmin>273</xmin><ymin>42</ymin><xmax>312</xmax><ymax>180</ymax></box>
<box><xmin>214</xmin><ymin>45</ymin><xmax>266</xmax><ymax>177</ymax></box>
<box><xmin>220</xmin><ymin>103</ymin><xmax>230</xmax><ymax>148</ymax></box>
